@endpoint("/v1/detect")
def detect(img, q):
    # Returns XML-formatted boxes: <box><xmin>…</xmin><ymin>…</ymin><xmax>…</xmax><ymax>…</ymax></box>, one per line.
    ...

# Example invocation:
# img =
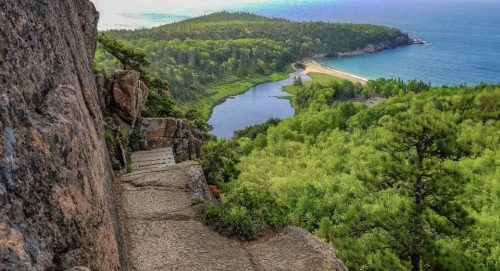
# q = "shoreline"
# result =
<box><xmin>198</xmin><ymin>69</ymin><xmax>293</xmax><ymax>121</ymax></box>
<box><xmin>300</xmin><ymin>60</ymin><xmax>368</xmax><ymax>85</ymax></box>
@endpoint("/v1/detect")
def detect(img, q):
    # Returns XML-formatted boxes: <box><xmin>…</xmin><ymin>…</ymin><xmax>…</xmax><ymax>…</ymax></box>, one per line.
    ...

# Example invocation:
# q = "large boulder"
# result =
<box><xmin>0</xmin><ymin>0</ymin><xmax>127</xmax><ymax>270</ymax></box>
<box><xmin>110</xmin><ymin>70</ymin><xmax>149</xmax><ymax>125</ymax></box>
<box><xmin>141</xmin><ymin>118</ymin><xmax>204</xmax><ymax>162</ymax></box>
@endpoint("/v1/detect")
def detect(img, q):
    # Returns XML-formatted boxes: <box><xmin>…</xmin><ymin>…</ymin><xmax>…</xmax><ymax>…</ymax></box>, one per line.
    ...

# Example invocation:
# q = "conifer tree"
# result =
<box><xmin>368</xmin><ymin>108</ymin><xmax>473</xmax><ymax>271</ymax></box>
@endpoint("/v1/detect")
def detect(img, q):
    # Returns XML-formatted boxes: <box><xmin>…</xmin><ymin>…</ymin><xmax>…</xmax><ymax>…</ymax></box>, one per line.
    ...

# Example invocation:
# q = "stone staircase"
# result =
<box><xmin>118</xmin><ymin>147</ymin><xmax>347</xmax><ymax>271</ymax></box>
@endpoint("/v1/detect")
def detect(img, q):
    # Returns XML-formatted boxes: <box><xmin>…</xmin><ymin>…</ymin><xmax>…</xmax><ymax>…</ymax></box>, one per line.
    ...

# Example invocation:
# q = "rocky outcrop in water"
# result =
<box><xmin>336</xmin><ymin>37</ymin><xmax>414</xmax><ymax>57</ymax></box>
<box><xmin>0</xmin><ymin>0</ymin><xmax>126</xmax><ymax>270</ymax></box>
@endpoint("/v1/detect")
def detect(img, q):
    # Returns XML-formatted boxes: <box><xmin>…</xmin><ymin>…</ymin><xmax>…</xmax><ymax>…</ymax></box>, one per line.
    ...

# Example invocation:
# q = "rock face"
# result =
<box><xmin>96</xmin><ymin>70</ymin><xmax>149</xmax><ymax>134</ymax></box>
<box><xmin>141</xmin><ymin>118</ymin><xmax>204</xmax><ymax>161</ymax></box>
<box><xmin>110</xmin><ymin>70</ymin><xmax>148</xmax><ymax>125</ymax></box>
<box><xmin>0</xmin><ymin>0</ymin><xmax>126</xmax><ymax>270</ymax></box>
<box><xmin>120</xmin><ymin>147</ymin><xmax>347</xmax><ymax>271</ymax></box>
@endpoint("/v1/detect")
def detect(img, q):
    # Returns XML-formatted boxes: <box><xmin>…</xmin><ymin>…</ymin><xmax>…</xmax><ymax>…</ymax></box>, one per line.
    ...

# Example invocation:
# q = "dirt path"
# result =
<box><xmin>118</xmin><ymin>147</ymin><xmax>347</xmax><ymax>271</ymax></box>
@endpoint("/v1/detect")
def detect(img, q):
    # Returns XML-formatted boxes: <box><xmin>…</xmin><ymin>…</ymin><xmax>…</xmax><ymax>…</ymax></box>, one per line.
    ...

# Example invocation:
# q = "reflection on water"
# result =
<box><xmin>208</xmin><ymin>71</ymin><xmax>311</xmax><ymax>138</ymax></box>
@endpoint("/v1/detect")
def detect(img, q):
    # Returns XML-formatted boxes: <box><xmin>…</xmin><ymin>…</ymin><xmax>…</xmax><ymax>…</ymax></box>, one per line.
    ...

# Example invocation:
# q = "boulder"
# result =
<box><xmin>110</xmin><ymin>70</ymin><xmax>149</xmax><ymax>125</ymax></box>
<box><xmin>141</xmin><ymin>118</ymin><xmax>204</xmax><ymax>161</ymax></box>
<box><xmin>0</xmin><ymin>0</ymin><xmax>127</xmax><ymax>270</ymax></box>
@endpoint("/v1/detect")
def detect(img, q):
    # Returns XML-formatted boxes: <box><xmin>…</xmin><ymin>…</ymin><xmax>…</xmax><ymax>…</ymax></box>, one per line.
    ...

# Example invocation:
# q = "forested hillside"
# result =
<box><xmin>95</xmin><ymin>12</ymin><xmax>412</xmax><ymax>103</ymax></box>
<box><xmin>201</xmin><ymin>79</ymin><xmax>500</xmax><ymax>270</ymax></box>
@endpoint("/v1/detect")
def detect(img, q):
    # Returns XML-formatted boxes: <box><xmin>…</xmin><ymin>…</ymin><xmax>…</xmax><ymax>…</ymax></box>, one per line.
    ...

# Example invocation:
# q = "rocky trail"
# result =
<box><xmin>118</xmin><ymin>147</ymin><xmax>347</xmax><ymax>271</ymax></box>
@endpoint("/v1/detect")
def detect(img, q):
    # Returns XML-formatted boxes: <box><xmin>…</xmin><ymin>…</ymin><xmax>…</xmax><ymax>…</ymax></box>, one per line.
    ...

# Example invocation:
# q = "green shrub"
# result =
<box><xmin>141</xmin><ymin>90</ymin><xmax>185</xmax><ymax>118</ymax></box>
<box><xmin>234</xmin><ymin>118</ymin><xmax>281</xmax><ymax>140</ymax></box>
<box><xmin>104</xmin><ymin>117</ymin><xmax>129</xmax><ymax>170</ymax></box>
<box><xmin>202</xmin><ymin>204</ymin><xmax>257</xmax><ymax>240</ymax></box>
<box><xmin>202</xmin><ymin>181</ymin><xmax>286</xmax><ymax>240</ymax></box>
<box><xmin>200</xmin><ymin>139</ymin><xmax>242</xmax><ymax>185</ymax></box>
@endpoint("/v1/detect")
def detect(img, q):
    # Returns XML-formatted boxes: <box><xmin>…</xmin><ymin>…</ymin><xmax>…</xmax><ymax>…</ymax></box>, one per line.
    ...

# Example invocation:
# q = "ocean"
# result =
<box><xmin>98</xmin><ymin>0</ymin><xmax>500</xmax><ymax>86</ymax></box>
<box><xmin>247</xmin><ymin>0</ymin><xmax>500</xmax><ymax>86</ymax></box>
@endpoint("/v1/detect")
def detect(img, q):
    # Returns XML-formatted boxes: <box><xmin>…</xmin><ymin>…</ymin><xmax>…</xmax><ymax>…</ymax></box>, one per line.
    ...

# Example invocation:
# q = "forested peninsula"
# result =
<box><xmin>95</xmin><ymin>12</ymin><xmax>413</xmax><ymax>106</ymax></box>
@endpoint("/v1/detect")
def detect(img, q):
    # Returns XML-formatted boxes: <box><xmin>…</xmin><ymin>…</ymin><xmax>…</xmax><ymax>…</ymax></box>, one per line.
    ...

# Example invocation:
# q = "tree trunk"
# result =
<box><xmin>411</xmin><ymin>253</ymin><xmax>421</xmax><ymax>271</ymax></box>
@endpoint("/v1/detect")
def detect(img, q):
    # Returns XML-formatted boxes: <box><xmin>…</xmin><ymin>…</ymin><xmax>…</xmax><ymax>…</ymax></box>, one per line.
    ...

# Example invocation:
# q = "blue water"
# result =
<box><xmin>103</xmin><ymin>0</ymin><xmax>500</xmax><ymax>86</ymax></box>
<box><xmin>244</xmin><ymin>0</ymin><xmax>500</xmax><ymax>86</ymax></box>
<box><xmin>208</xmin><ymin>71</ymin><xmax>311</xmax><ymax>138</ymax></box>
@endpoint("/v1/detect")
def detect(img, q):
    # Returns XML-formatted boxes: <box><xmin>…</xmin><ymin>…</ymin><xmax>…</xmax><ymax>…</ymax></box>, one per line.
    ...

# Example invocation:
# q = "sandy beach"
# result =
<box><xmin>301</xmin><ymin>60</ymin><xmax>368</xmax><ymax>85</ymax></box>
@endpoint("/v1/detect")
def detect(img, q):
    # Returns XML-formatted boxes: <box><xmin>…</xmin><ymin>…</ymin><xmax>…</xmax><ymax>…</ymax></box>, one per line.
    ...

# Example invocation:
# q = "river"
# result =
<box><xmin>208</xmin><ymin>71</ymin><xmax>311</xmax><ymax>138</ymax></box>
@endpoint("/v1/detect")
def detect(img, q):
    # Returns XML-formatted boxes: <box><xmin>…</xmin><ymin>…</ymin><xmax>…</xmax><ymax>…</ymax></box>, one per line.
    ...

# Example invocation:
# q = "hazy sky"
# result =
<box><xmin>91</xmin><ymin>0</ymin><xmax>323</xmax><ymax>29</ymax></box>
<box><xmin>91</xmin><ymin>0</ymin><xmax>492</xmax><ymax>14</ymax></box>
<box><xmin>91</xmin><ymin>0</ymin><xmax>493</xmax><ymax>30</ymax></box>
<box><xmin>92</xmin><ymin>0</ymin><xmax>280</xmax><ymax>15</ymax></box>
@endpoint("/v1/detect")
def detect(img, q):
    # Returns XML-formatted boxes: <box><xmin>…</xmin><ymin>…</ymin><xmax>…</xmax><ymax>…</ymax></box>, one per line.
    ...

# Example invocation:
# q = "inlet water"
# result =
<box><xmin>208</xmin><ymin>71</ymin><xmax>311</xmax><ymax>138</ymax></box>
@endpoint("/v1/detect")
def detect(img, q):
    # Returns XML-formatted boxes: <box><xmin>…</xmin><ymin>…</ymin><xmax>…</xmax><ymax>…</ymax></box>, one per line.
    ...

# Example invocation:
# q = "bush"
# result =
<box><xmin>201</xmin><ymin>139</ymin><xmax>242</xmax><ymax>185</ymax></box>
<box><xmin>202</xmin><ymin>181</ymin><xmax>286</xmax><ymax>240</ymax></box>
<box><xmin>141</xmin><ymin>90</ymin><xmax>185</xmax><ymax>118</ymax></box>
<box><xmin>104</xmin><ymin>117</ymin><xmax>129</xmax><ymax>171</ymax></box>
<box><xmin>234</xmin><ymin>118</ymin><xmax>281</xmax><ymax>140</ymax></box>
<box><xmin>202</xmin><ymin>204</ymin><xmax>257</xmax><ymax>240</ymax></box>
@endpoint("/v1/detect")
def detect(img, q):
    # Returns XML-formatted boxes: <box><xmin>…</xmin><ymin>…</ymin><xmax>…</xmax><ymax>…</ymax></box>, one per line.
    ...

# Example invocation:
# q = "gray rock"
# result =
<box><xmin>246</xmin><ymin>226</ymin><xmax>348</xmax><ymax>271</ymax></box>
<box><xmin>110</xmin><ymin>70</ymin><xmax>149</xmax><ymax>125</ymax></box>
<box><xmin>336</xmin><ymin>36</ymin><xmax>413</xmax><ymax>57</ymax></box>
<box><xmin>66</xmin><ymin>267</ymin><xmax>91</xmax><ymax>271</ymax></box>
<box><xmin>141</xmin><ymin>118</ymin><xmax>204</xmax><ymax>162</ymax></box>
<box><xmin>0</xmin><ymin>0</ymin><xmax>126</xmax><ymax>270</ymax></box>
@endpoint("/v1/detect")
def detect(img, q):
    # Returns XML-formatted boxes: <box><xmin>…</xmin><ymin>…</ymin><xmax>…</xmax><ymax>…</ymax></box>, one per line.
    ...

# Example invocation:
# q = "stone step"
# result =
<box><xmin>122</xmin><ymin>167</ymin><xmax>189</xmax><ymax>189</ymax></box>
<box><xmin>132</xmin><ymin>164</ymin><xmax>173</xmax><ymax>172</ymax></box>
<box><xmin>131</xmin><ymin>147</ymin><xmax>173</xmax><ymax>157</ymax></box>
<box><xmin>131</xmin><ymin>155</ymin><xmax>175</xmax><ymax>163</ymax></box>
<box><xmin>131</xmin><ymin>152</ymin><xmax>174</xmax><ymax>161</ymax></box>
<box><xmin>132</xmin><ymin>159</ymin><xmax>176</xmax><ymax>169</ymax></box>
<box><xmin>128</xmin><ymin>220</ymin><xmax>255</xmax><ymax>271</ymax></box>
<box><xmin>122</xmin><ymin>188</ymin><xmax>197</xmax><ymax>220</ymax></box>
<box><xmin>130</xmin><ymin>147</ymin><xmax>176</xmax><ymax>172</ymax></box>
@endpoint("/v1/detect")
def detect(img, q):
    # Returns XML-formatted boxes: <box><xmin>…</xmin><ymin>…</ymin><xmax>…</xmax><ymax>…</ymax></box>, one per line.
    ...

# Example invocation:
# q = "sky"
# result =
<box><xmin>91</xmin><ymin>0</ymin><xmax>493</xmax><ymax>30</ymax></box>
<box><xmin>92</xmin><ymin>0</ymin><xmax>293</xmax><ymax>29</ymax></box>
<box><xmin>92</xmin><ymin>0</ymin><xmax>281</xmax><ymax>15</ymax></box>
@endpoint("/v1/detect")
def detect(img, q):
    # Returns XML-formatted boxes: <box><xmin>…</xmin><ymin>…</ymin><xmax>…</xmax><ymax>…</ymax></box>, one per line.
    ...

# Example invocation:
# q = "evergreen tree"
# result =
<box><xmin>366</xmin><ymin>108</ymin><xmax>474</xmax><ymax>271</ymax></box>
<box><xmin>97</xmin><ymin>34</ymin><xmax>149</xmax><ymax>71</ymax></box>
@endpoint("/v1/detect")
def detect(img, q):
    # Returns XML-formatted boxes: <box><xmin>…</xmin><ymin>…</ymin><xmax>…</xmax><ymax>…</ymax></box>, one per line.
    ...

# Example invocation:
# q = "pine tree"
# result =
<box><xmin>367</xmin><ymin>108</ymin><xmax>473</xmax><ymax>271</ymax></box>
<box><xmin>97</xmin><ymin>34</ymin><xmax>149</xmax><ymax>71</ymax></box>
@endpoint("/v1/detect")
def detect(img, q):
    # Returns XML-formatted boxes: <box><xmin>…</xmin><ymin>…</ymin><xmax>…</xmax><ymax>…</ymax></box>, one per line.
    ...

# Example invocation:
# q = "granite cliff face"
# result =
<box><xmin>0</xmin><ymin>0</ymin><xmax>126</xmax><ymax>270</ymax></box>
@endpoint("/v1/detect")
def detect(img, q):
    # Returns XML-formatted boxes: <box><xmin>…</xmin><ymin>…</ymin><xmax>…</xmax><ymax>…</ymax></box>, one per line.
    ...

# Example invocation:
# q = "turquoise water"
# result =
<box><xmin>208</xmin><ymin>71</ymin><xmax>311</xmax><ymax>138</ymax></box>
<box><xmin>245</xmin><ymin>0</ymin><xmax>500</xmax><ymax>86</ymax></box>
<box><xmin>104</xmin><ymin>0</ymin><xmax>500</xmax><ymax>86</ymax></box>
